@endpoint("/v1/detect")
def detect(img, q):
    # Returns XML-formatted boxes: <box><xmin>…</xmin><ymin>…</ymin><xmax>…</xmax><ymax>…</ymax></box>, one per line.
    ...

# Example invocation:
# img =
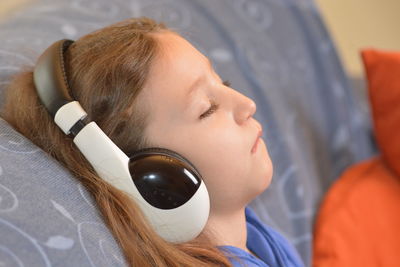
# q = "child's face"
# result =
<box><xmin>138</xmin><ymin>32</ymin><xmax>273</xmax><ymax>215</ymax></box>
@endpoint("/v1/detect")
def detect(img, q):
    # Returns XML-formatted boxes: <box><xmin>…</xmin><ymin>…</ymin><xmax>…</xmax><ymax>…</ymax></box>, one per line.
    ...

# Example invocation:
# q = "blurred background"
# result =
<box><xmin>315</xmin><ymin>0</ymin><xmax>400</xmax><ymax>104</ymax></box>
<box><xmin>0</xmin><ymin>0</ymin><xmax>31</xmax><ymax>19</ymax></box>
<box><xmin>316</xmin><ymin>0</ymin><xmax>400</xmax><ymax>77</ymax></box>
<box><xmin>2</xmin><ymin>0</ymin><xmax>400</xmax><ymax>93</ymax></box>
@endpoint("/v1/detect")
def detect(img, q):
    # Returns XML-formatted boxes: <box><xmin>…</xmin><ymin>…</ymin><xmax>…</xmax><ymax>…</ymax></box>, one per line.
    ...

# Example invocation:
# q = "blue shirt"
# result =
<box><xmin>219</xmin><ymin>208</ymin><xmax>304</xmax><ymax>267</ymax></box>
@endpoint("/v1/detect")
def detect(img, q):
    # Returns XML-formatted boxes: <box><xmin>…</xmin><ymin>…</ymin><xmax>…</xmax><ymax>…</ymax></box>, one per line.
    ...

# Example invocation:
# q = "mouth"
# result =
<box><xmin>251</xmin><ymin>129</ymin><xmax>263</xmax><ymax>154</ymax></box>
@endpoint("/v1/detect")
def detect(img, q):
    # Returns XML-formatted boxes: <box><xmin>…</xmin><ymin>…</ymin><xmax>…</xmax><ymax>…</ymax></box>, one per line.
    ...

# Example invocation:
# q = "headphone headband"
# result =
<box><xmin>33</xmin><ymin>39</ymin><xmax>75</xmax><ymax>117</ymax></box>
<box><xmin>32</xmin><ymin>39</ymin><xmax>210</xmax><ymax>243</ymax></box>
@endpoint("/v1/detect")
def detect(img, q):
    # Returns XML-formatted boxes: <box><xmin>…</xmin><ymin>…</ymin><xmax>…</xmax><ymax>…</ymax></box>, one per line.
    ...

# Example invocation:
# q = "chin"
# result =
<box><xmin>245</xmin><ymin>177</ymin><xmax>271</xmax><ymax>206</ymax></box>
<box><xmin>256</xmin><ymin>154</ymin><xmax>274</xmax><ymax>195</ymax></box>
<box><xmin>260</xmin><ymin>141</ymin><xmax>274</xmax><ymax>188</ymax></box>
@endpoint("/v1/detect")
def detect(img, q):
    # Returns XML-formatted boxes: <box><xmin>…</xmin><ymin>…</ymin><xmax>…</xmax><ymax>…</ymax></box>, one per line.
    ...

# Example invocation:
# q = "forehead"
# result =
<box><xmin>138</xmin><ymin>32</ymin><xmax>209</xmax><ymax>117</ymax></box>
<box><xmin>148</xmin><ymin>32</ymin><xmax>208</xmax><ymax>89</ymax></box>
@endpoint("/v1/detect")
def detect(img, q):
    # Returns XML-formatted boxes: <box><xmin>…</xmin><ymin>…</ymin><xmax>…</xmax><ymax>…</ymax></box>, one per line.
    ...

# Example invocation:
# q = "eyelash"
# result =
<box><xmin>199</xmin><ymin>101</ymin><xmax>219</xmax><ymax>119</ymax></box>
<box><xmin>199</xmin><ymin>80</ymin><xmax>231</xmax><ymax>120</ymax></box>
<box><xmin>223</xmin><ymin>80</ymin><xmax>231</xmax><ymax>87</ymax></box>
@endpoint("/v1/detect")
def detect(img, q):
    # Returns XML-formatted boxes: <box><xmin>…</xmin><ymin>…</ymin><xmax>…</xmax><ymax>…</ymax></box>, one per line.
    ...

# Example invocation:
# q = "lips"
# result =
<box><xmin>251</xmin><ymin>129</ymin><xmax>263</xmax><ymax>153</ymax></box>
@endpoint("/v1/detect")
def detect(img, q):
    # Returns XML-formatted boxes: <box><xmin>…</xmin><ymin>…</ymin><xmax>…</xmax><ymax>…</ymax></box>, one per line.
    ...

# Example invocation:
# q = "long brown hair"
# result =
<box><xmin>1</xmin><ymin>17</ymin><xmax>233</xmax><ymax>267</ymax></box>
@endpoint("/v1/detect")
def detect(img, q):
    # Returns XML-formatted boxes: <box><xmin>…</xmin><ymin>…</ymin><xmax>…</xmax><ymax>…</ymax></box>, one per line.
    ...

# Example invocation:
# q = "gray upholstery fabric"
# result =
<box><xmin>0</xmin><ymin>0</ymin><xmax>377</xmax><ymax>266</ymax></box>
<box><xmin>0</xmin><ymin>118</ymin><xmax>125</xmax><ymax>266</ymax></box>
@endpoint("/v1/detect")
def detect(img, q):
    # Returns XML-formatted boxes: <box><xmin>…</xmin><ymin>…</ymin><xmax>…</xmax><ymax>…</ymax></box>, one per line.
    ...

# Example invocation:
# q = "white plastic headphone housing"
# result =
<box><xmin>54</xmin><ymin>102</ymin><xmax>210</xmax><ymax>243</ymax></box>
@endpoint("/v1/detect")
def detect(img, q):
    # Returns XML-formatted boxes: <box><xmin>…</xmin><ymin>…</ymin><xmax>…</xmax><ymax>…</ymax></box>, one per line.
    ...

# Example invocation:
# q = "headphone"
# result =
<box><xmin>33</xmin><ymin>39</ymin><xmax>210</xmax><ymax>243</ymax></box>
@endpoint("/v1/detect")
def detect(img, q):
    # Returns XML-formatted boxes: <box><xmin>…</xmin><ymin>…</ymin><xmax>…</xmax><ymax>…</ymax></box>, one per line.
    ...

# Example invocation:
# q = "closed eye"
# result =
<box><xmin>198</xmin><ymin>80</ymin><xmax>230</xmax><ymax>120</ymax></box>
<box><xmin>199</xmin><ymin>100</ymin><xmax>219</xmax><ymax>120</ymax></box>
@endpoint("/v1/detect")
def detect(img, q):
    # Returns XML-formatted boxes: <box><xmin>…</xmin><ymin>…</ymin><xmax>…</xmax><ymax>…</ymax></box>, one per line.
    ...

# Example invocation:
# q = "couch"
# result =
<box><xmin>0</xmin><ymin>0</ymin><xmax>376</xmax><ymax>266</ymax></box>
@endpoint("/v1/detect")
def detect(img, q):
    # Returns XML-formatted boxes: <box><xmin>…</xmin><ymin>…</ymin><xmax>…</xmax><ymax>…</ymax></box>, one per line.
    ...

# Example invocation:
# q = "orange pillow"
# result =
<box><xmin>362</xmin><ymin>49</ymin><xmax>400</xmax><ymax>176</ymax></box>
<box><xmin>313</xmin><ymin>49</ymin><xmax>400</xmax><ymax>267</ymax></box>
<box><xmin>313</xmin><ymin>157</ymin><xmax>400</xmax><ymax>267</ymax></box>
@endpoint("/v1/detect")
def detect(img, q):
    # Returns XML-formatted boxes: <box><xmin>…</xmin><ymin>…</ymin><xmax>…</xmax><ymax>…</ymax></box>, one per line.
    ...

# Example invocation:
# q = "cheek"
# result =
<box><xmin>190</xmin><ymin>130</ymin><xmax>250</xmax><ymax>192</ymax></box>
<box><xmin>197</xmin><ymin>135</ymin><xmax>273</xmax><ymax>208</ymax></box>
<box><xmin>192</xmin><ymin>126</ymin><xmax>245</xmax><ymax>166</ymax></box>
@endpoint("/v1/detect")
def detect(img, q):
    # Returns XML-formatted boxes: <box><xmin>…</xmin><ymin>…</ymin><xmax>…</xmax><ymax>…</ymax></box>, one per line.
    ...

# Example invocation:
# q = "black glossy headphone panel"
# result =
<box><xmin>129</xmin><ymin>154</ymin><xmax>202</xmax><ymax>210</ymax></box>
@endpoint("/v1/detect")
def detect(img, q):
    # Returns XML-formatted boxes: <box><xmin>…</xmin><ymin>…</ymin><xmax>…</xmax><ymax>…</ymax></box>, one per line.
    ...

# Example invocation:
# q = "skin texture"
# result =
<box><xmin>138</xmin><ymin>32</ymin><xmax>273</xmax><ymax>251</ymax></box>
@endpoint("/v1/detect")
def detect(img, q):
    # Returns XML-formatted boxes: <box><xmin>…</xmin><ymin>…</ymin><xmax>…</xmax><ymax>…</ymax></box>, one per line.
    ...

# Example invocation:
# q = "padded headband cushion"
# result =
<box><xmin>33</xmin><ymin>39</ymin><xmax>75</xmax><ymax>117</ymax></box>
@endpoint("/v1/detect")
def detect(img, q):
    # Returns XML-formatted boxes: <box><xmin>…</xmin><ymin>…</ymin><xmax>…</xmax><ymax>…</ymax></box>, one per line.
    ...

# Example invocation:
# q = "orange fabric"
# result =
<box><xmin>362</xmin><ymin>49</ymin><xmax>400</xmax><ymax>176</ymax></box>
<box><xmin>313</xmin><ymin>49</ymin><xmax>400</xmax><ymax>267</ymax></box>
<box><xmin>313</xmin><ymin>157</ymin><xmax>400</xmax><ymax>267</ymax></box>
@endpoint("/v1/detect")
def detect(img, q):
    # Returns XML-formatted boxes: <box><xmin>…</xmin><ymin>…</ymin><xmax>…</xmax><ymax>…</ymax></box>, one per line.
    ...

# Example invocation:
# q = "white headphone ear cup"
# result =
<box><xmin>128</xmin><ymin>147</ymin><xmax>204</xmax><ymax>209</ymax></box>
<box><xmin>128</xmin><ymin>147</ymin><xmax>210</xmax><ymax>243</ymax></box>
<box><xmin>141</xmin><ymin>178</ymin><xmax>210</xmax><ymax>243</ymax></box>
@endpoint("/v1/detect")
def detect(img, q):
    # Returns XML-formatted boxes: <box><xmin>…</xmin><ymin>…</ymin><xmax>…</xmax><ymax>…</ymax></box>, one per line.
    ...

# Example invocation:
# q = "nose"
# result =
<box><xmin>232</xmin><ymin>90</ymin><xmax>256</xmax><ymax>125</ymax></box>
